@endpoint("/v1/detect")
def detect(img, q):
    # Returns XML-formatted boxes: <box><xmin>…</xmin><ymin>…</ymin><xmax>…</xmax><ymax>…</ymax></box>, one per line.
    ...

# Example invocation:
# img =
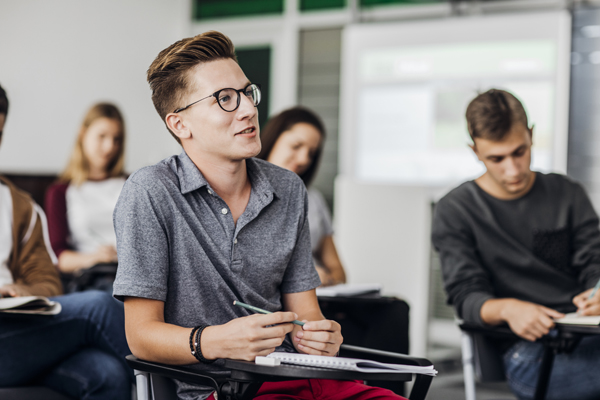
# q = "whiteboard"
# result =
<box><xmin>339</xmin><ymin>11</ymin><xmax>571</xmax><ymax>186</ymax></box>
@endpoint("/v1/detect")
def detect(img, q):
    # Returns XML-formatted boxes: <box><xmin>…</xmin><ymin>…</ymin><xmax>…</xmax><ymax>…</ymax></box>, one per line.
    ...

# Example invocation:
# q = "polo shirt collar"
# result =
<box><xmin>177</xmin><ymin>151</ymin><xmax>278</xmax><ymax>200</ymax></box>
<box><xmin>246</xmin><ymin>158</ymin><xmax>278</xmax><ymax>201</ymax></box>
<box><xmin>178</xmin><ymin>151</ymin><xmax>209</xmax><ymax>195</ymax></box>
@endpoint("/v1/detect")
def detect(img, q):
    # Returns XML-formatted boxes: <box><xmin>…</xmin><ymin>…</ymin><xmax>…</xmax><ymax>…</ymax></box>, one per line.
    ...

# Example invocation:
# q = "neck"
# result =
<box><xmin>186</xmin><ymin>150</ymin><xmax>250</xmax><ymax>201</ymax></box>
<box><xmin>475</xmin><ymin>171</ymin><xmax>536</xmax><ymax>200</ymax></box>
<box><xmin>88</xmin><ymin>167</ymin><xmax>108</xmax><ymax>181</ymax></box>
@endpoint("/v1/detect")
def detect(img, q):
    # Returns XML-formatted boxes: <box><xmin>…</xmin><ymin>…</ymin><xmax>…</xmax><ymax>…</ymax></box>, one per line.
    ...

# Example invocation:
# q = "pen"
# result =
<box><xmin>233</xmin><ymin>300</ymin><xmax>305</xmax><ymax>326</ymax></box>
<box><xmin>588</xmin><ymin>278</ymin><xmax>600</xmax><ymax>300</ymax></box>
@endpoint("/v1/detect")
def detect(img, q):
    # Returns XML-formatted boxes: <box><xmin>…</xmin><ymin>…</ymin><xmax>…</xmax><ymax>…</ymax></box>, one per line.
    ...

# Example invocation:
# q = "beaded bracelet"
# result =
<box><xmin>192</xmin><ymin>325</ymin><xmax>215</xmax><ymax>364</ymax></box>
<box><xmin>189</xmin><ymin>326</ymin><xmax>200</xmax><ymax>357</ymax></box>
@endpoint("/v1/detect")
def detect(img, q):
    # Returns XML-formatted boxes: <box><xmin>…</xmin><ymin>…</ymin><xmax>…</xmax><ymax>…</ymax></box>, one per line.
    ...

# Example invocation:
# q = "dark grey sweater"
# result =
<box><xmin>432</xmin><ymin>172</ymin><xmax>600</xmax><ymax>326</ymax></box>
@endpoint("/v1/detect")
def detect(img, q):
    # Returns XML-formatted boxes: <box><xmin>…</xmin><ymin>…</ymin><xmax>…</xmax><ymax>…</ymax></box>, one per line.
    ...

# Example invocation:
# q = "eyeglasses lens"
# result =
<box><xmin>246</xmin><ymin>84</ymin><xmax>261</xmax><ymax>107</ymax></box>
<box><xmin>217</xmin><ymin>84</ymin><xmax>261</xmax><ymax>112</ymax></box>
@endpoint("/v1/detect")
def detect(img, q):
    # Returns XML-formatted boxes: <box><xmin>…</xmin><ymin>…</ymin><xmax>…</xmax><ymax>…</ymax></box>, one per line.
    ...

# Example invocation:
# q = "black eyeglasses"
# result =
<box><xmin>173</xmin><ymin>83</ymin><xmax>261</xmax><ymax>113</ymax></box>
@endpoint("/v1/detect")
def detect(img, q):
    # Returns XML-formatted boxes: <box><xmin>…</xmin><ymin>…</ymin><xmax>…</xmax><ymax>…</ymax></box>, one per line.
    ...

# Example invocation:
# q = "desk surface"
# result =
<box><xmin>317</xmin><ymin>293</ymin><xmax>402</xmax><ymax>304</ymax></box>
<box><xmin>224</xmin><ymin>359</ymin><xmax>411</xmax><ymax>382</ymax></box>
<box><xmin>554</xmin><ymin>322</ymin><xmax>600</xmax><ymax>335</ymax></box>
<box><xmin>460</xmin><ymin>322</ymin><xmax>600</xmax><ymax>338</ymax></box>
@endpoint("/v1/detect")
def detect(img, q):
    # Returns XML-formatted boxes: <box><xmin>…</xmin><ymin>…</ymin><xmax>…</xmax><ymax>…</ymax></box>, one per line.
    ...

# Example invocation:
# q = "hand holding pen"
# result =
<box><xmin>573</xmin><ymin>278</ymin><xmax>600</xmax><ymax>316</ymax></box>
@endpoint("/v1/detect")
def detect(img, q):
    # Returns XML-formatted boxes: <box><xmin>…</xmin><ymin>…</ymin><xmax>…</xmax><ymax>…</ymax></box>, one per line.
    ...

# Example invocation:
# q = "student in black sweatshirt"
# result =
<box><xmin>432</xmin><ymin>89</ymin><xmax>600</xmax><ymax>400</ymax></box>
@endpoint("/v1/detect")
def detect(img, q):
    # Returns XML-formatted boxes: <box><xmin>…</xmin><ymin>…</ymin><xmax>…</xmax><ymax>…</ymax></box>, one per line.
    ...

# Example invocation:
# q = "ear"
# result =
<box><xmin>469</xmin><ymin>142</ymin><xmax>483</xmax><ymax>162</ymax></box>
<box><xmin>529</xmin><ymin>124</ymin><xmax>534</xmax><ymax>145</ymax></box>
<box><xmin>165</xmin><ymin>113</ymin><xmax>192</xmax><ymax>141</ymax></box>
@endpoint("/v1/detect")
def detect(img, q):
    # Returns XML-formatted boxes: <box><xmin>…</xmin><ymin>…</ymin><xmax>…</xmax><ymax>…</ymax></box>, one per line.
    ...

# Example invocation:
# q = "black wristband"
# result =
<box><xmin>189</xmin><ymin>326</ymin><xmax>200</xmax><ymax>357</ymax></box>
<box><xmin>192</xmin><ymin>325</ymin><xmax>215</xmax><ymax>364</ymax></box>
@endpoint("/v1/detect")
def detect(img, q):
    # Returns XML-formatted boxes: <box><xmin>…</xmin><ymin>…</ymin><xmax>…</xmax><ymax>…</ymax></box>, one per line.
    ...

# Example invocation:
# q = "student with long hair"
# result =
<box><xmin>45</xmin><ymin>103</ymin><xmax>126</xmax><ymax>274</ymax></box>
<box><xmin>258</xmin><ymin>106</ymin><xmax>346</xmax><ymax>286</ymax></box>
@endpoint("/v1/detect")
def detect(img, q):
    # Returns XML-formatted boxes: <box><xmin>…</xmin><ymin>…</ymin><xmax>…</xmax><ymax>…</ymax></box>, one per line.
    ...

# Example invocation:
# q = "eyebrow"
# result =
<box><xmin>485</xmin><ymin>144</ymin><xmax>527</xmax><ymax>160</ymax></box>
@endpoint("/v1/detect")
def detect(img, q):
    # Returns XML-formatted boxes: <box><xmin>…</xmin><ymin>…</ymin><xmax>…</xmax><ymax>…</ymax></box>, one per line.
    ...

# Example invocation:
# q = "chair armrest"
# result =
<box><xmin>76</xmin><ymin>262</ymin><xmax>118</xmax><ymax>277</ymax></box>
<box><xmin>64</xmin><ymin>263</ymin><xmax>118</xmax><ymax>292</ymax></box>
<box><xmin>339</xmin><ymin>344</ymin><xmax>432</xmax><ymax>367</ymax></box>
<box><xmin>125</xmin><ymin>355</ymin><xmax>229</xmax><ymax>392</ymax></box>
<box><xmin>458</xmin><ymin>322</ymin><xmax>515</xmax><ymax>338</ymax></box>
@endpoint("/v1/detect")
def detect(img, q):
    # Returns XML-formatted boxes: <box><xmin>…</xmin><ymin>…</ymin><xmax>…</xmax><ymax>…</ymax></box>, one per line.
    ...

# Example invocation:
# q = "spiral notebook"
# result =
<box><xmin>266</xmin><ymin>352</ymin><xmax>437</xmax><ymax>376</ymax></box>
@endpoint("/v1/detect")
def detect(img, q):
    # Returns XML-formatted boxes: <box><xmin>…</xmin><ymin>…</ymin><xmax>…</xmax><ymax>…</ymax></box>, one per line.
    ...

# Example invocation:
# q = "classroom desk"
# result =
<box><xmin>317</xmin><ymin>293</ymin><xmax>410</xmax><ymax>396</ymax></box>
<box><xmin>127</xmin><ymin>345</ymin><xmax>433</xmax><ymax>400</ymax></box>
<box><xmin>460</xmin><ymin>322</ymin><xmax>600</xmax><ymax>400</ymax></box>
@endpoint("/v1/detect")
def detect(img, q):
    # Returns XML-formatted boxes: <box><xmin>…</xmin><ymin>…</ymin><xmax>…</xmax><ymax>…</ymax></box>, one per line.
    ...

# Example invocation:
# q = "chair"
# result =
<box><xmin>127</xmin><ymin>343</ymin><xmax>434</xmax><ymax>400</ymax></box>
<box><xmin>318</xmin><ymin>295</ymin><xmax>410</xmax><ymax>395</ymax></box>
<box><xmin>459</xmin><ymin>323</ymin><xmax>513</xmax><ymax>400</ymax></box>
<box><xmin>459</xmin><ymin>322</ymin><xmax>590</xmax><ymax>400</ymax></box>
<box><xmin>61</xmin><ymin>262</ymin><xmax>118</xmax><ymax>293</ymax></box>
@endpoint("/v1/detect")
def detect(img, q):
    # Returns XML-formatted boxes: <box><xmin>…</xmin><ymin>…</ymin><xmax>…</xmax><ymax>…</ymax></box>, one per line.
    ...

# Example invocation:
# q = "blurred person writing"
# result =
<box><xmin>432</xmin><ymin>89</ymin><xmax>600</xmax><ymax>400</ymax></box>
<box><xmin>0</xmin><ymin>83</ymin><xmax>132</xmax><ymax>399</ymax></box>
<box><xmin>45</xmin><ymin>103</ymin><xmax>126</xmax><ymax>275</ymax></box>
<box><xmin>258</xmin><ymin>107</ymin><xmax>346</xmax><ymax>287</ymax></box>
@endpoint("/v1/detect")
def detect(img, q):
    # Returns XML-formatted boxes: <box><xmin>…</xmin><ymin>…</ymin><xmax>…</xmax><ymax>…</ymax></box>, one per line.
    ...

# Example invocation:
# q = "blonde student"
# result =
<box><xmin>45</xmin><ymin>103</ymin><xmax>126</xmax><ymax>275</ymax></box>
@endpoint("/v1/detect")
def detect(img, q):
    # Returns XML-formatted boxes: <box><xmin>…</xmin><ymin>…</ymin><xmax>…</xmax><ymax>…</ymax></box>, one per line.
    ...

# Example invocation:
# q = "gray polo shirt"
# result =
<box><xmin>113</xmin><ymin>152</ymin><xmax>320</xmax><ymax>399</ymax></box>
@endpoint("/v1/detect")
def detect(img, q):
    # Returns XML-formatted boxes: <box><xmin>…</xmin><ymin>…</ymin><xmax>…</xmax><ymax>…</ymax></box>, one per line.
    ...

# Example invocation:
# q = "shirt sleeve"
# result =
<box><xmin>569</xmin><ymin>182</ymin><xmax>600</xmax><ymax>289</ymax></box>
<box><xmin>280</xmin><ymin>184</ymin><xmax>322</xmax><ymax>294</ymax></box>
<box><xmin>112</xmin><ymin>180</ymin><xmax>170</xmax><ymax>302</ymax></box>
<box><xmin>312</xmin><ymin>189</ymin><xmax>334</xmax><ymax>237</ymax></box>
<box><xmin>44</xmin><ymin>183</ymin><xmax>70</xmax><ymax>257</ymax></box>
<box><xmin>431</xmin><ymin>197</ymin><xmax>495</xmax><ymax>325</ymax></box>
<box><xmin>13</xmin><ymin>201</ymin><xmax>62</xmax><ymax>297</ymax></box>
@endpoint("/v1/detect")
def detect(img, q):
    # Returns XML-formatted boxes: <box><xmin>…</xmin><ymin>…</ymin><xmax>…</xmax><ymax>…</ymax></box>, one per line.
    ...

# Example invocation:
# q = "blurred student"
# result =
<box><xmin>45</xmin><ymin>103</ymin><xmax>126</xmax><ymax>276</ymax></box>
<box><xmin>258</xmin><ymin>107</ymin><xmax>346</xmax><ymax>286</ymax></box>
<box><xmin>432</xmin><ymin>89</ymin><xmax>600</xmax><ymax>400</ymax></box>
<box><xmin>0</xmin><ymin>83</ymin><xmax>132</xmax><ymax>400</ymax></box>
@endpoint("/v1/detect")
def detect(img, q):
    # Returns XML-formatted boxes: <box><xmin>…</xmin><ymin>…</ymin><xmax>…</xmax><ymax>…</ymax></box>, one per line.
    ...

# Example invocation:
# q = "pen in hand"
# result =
<box><xmin>588</xmin><ymin>278</ymin><xmax>600</xmax><ymax>300</ymax></box>
<box><xmin>233</xmin><ymin>300</ymin><xmax>305</xmax><ymax>326</ymax></box>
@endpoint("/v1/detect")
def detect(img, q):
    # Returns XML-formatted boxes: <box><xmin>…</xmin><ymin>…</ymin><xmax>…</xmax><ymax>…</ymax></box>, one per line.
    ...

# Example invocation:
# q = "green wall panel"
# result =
<box><xmin>236</xmin><ymin>47</ymin><xmax>271</xmax><ymax>130</ymax></box>
<box><xmin>360</xmin><ymin>0</ymin><xmax>442</xmax><ymax>6</ymax></box>
<box><xmin>300</xmin><ymin>0</ymin><xmax>345</xmax><ymax>11</ymax></box>
<box><xmin>194</xmin><ymin>0</ymin><xmax>283</xmax><ymax>20</ymax></box>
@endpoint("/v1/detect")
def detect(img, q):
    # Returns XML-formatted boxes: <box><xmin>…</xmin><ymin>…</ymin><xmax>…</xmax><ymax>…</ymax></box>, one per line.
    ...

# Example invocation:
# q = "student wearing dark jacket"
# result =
<box><xmin>432</xmin><ymin>89</ymin><xmax>600</xmax><ymax>400</ymax></box>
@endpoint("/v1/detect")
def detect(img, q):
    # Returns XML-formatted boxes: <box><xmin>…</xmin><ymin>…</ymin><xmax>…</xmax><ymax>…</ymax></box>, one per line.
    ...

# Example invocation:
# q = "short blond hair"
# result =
<box><xmin>147</xmin><ymin>31</ymin><xmax>238</xmax><ymax>143</ymax></box>
<box><xmin>60</xmin><ymin>103</ymin><xmax>125</xmax><ymax>185</ymax></box>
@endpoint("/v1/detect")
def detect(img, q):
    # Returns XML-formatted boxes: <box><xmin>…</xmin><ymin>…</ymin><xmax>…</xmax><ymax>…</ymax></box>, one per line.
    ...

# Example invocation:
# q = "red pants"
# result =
<box><xmin>207</xmin><ymin>379</ymin><xmax>407</xmax><ymax>399</ymax></box>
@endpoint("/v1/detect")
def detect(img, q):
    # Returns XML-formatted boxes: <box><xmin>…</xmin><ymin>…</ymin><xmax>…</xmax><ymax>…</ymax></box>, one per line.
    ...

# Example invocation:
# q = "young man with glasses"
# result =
<box><xmin>113</xmin><ymin>31</ymin><xmax>405</xmax><ymax>400</ymax></box>
<box><xmin>432</xmin><ymin>89</ymin><xmax>600</xmax><ymax>400</ymax></box>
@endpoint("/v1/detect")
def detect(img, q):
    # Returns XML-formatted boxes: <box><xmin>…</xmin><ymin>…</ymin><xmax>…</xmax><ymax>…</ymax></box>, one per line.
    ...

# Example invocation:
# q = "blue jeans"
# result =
<box><xmin>0</xmin><ymin>291</ymin><xmax>133</xmax><ymax>400</ymax></box>
<box><xmin>503</xmin><ymin>334</ymin><xmax>600</xmax><ymax>400</ymax></box>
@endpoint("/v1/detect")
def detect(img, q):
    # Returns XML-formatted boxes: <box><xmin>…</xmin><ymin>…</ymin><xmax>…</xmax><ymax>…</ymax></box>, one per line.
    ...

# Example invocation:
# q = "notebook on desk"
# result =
<box><xmin>554</xmin><ymin>313</ymin><xmax>600</xmax><ymax>325</ymax></box>
<box><xmin>316</xmin><ymin>283</ymin><xmax>382</xmax><ymax>297</ymax></box>
<box><xmin>265</xmin><ymin>352</ymin><xmax>437</xmax><ymax>376</ymax></box>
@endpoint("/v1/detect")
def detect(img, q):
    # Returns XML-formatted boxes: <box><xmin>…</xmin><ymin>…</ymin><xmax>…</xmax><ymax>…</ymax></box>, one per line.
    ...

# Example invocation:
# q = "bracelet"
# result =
<box><xmin>189</xmin><ymin>326</ymin><xmax>200</xmax><ymax>357</ymax></box>
<box><xmin>192</xmin><ymin>325</ymin><xmax>215</xmax><ymax>364</ymax></box>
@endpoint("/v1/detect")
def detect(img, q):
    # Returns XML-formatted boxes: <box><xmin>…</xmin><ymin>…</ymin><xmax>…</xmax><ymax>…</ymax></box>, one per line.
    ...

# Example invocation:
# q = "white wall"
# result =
<box><xmin>334</xmin><ymin>177</ymin><xmax>432</xmax><ymax>357</ymax></box>
<box><xmin>0</xmin><ymin>0</ymin><xmax>189</xmax><ymax>175</ymax></box>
